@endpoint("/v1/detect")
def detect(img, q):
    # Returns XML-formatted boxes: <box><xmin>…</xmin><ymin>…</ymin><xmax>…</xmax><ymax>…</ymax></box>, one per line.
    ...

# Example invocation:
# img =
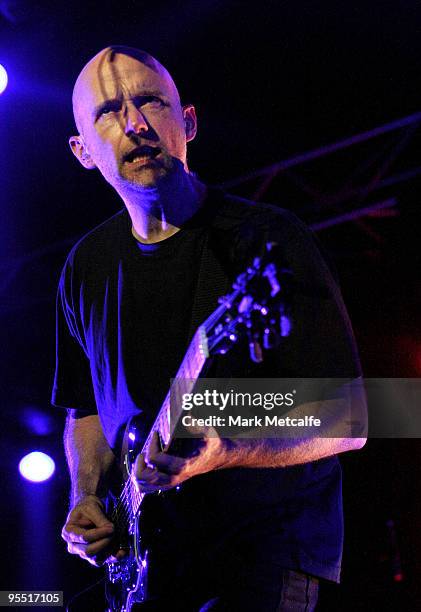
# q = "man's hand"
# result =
<box><xmin>62</xmin><ymin>494</ymin><xmax>127</xmax><ymax>566</ymax></box>
<box><xmin>133</xmin><ymin>431</ymin><xmax>225</xmax><ymax>494</ymax></box>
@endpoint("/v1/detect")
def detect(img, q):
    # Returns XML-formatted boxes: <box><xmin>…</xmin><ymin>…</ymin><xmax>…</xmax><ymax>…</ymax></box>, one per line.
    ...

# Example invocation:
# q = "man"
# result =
<box><xmin>53</xmin><ymin>46</ymin><xmax>366</xmax><ymax>611</ymax></box>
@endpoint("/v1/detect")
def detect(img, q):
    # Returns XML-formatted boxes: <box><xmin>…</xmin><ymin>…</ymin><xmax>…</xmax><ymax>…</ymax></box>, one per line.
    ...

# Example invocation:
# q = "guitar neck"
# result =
<box><xmin>116</xmin><ymin>326</ymin><xmax>209</xmax><ymax>523</ymax></box>
<box><xmin>146</xmin><ymin>325</ymin><xmax>209</xmax><ymax>451</ymax></box>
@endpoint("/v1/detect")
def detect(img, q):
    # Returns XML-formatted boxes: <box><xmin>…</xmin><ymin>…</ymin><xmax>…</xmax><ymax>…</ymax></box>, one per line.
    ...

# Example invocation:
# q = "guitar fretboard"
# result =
<box><xmin>113</xmin><ymin>326</ymin><xmax>209</xmax><ymax>527</ymax></box>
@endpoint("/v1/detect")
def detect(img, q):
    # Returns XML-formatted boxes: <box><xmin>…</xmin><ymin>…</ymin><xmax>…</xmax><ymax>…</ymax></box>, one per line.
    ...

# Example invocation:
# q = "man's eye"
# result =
<box><xmin>138</xmin><ymin>96</ymin><xmax>166</xmax><ymax>109</ymax></box>
<box><xmin>97</xmin><ymin>103</ymin><xmax>120</xmax><ymax>119</ymax></box>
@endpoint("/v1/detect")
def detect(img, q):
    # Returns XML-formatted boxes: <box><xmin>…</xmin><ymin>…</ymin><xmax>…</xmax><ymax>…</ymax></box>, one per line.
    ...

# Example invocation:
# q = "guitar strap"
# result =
<box><xmin>187</xmin><ymin>230</ymin><xmax>231</xmax><ymax>344</ymax></box>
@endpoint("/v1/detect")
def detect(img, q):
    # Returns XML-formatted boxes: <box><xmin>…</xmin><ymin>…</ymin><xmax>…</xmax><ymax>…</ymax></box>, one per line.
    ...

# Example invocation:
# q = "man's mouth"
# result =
<box><xmin>123</xmin><ymin>145</ymin><xmax>160</xmax><ymax>164</ymax></box>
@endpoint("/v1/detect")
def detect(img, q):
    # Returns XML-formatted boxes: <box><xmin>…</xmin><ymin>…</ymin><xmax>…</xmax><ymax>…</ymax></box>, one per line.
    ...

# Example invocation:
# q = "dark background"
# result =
<box><xmin>0</xmin><ymin>1</ymin><xmax>420</xmax><ymax>610</ymax></box>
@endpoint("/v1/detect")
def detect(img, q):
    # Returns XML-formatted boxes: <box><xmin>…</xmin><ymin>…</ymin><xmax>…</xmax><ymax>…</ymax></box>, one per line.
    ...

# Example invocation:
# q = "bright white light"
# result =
<box><xmin>0</xmin><ymin>64</ymin><xmax>8</xmax><ymax>94</ymax></box>
<box><xmin>19</xmin><ymin>452</ymin><xmax>55</xmax><ymax>482</ymax></box>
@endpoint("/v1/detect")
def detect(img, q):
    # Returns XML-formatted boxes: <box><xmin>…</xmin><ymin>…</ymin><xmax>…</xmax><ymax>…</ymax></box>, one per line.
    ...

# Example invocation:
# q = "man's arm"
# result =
<box><xmin>64</xmin><ymin>413</ymin><xmax>114</xmax><ymax>505</ymax></box>
<box><xmin>134</xmin><ymin>430</ymin><xmax>366</xmax><ymax>493</ymax></box>
<box><xmin>62</xmin><ymin>414</ymin><xmax>125</xmax><ymax>566</ymax></box>
<box><xmin>134</xmin><ymin>394</ymin><xmax>367</xmax><ymax>493</ymax></box>
<box><xmin>213</xmin><ymin>434</ymin><xmax>366</xmax><ymax>469</ymax></box>
<box><xmin>217</xmin><ymin>391</ymin><xmax>367</xmax><ymax>469</ymax></box>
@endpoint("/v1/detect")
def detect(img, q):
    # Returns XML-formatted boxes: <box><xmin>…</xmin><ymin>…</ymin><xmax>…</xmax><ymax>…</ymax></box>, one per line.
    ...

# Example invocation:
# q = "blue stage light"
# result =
<box><xmin>0</xmin><ymin>64</ymin><xmax>8</xmax><ymax>94</ymax></box>
<box><xmin>19</xmin><ymin>452</ymin><xmax>55</xmax><ymax>482</ymax></box>
<box><xmin>21</xmin><ymin>407</ymin><xmax>55</xmax><ymax>436</ymax></box>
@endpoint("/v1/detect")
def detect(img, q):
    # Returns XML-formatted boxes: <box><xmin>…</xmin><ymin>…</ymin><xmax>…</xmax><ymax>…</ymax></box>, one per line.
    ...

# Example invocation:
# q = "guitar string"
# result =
<box><xmin>109</xmin><ymin>327</ymin><xmax>213</xmax><ymax>529</ymax></box>
<box><xmin>111</xmin><ymin>330</ymin><xmax>211</xmax><ymax>528</ymax></box>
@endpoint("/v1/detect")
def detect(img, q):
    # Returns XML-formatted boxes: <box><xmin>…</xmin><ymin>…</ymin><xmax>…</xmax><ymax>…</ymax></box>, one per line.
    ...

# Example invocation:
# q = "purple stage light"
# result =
<box><xmin>19</xmin><ymin>452</ymin><xmax>55</xmax><ymax>482</ymax></box>
<box><xmin>21</xmin><ymin>407</ymin><xmax>55</xmax><ymax>436</ymax></box>
<box><xmin>0</xmin><ymin>64</ymin><xmax>8</xmax><ymax>94</ymax></box>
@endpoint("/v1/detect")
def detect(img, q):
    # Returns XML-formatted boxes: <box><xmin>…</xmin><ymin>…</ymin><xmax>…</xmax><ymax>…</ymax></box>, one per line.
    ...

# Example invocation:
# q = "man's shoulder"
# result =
<box><xmin>64</xmin><ymin>208</ymin><xmax>129</xmax><ymax>269</ymax></box>
<box><xmin>211</xmin><ymin>190</ymin><xmax>311</xmax><ymax>234</ymax></box>
<box><xmin>214</xmin><ymin>190</ymin><xmax>298</xmax><ymax>223</ymax></box>
<box><xmin>209</xmin><ymin>189</ymin><xmax>314</xmax><ymax>255</ymax></box>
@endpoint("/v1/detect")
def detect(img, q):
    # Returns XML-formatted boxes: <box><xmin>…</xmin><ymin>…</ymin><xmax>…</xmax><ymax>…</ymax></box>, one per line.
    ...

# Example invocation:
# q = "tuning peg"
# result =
<box><xmin>280</xmin><ymin>315</ymin><xmax>292</xmax><ymax>337</ymax></box>
<box><xmin>263</xmin><ymin>263</ymin><xmax>280</xmax><ymax>297</ymax></box>
<box><xmin>238</xmin><ymin>295</ymin><xmax>254</xmax><ymax>314</ymax></box>
<box><xmin>263</xmin><ymin>327</ymin><xmax>279</xmax><ymax>349</ymax></box>
<box><xmin>249</xmin><ymin>340</ymin><xmax>263</xmax><ymax>363</ymax></box>
<box><xmin>213</xmin><ymin>331</ymin><xmax>239</xmax><ymax>356</ymax></box>
<box><xmin>247</xmin><ymin>327</ymin><xmax>263</xmax><ymax>363</ymax></box>
<box><xmin>233</xmin><ymin>272</ymin><xmax>247</xmax><ymax>291</ymax></box>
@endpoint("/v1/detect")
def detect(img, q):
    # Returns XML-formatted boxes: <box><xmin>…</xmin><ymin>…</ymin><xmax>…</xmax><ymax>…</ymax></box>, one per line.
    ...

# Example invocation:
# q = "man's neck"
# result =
<box><xmin>122</xmin><ymin>172</ymin><xmax>207</xmax><ymax>244</ymax></box>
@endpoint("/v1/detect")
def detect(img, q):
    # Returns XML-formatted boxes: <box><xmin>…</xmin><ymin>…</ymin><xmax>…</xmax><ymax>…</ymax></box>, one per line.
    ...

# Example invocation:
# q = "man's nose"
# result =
<box><xmin>124</xmin><ymin>104</ymin><xmax>148</xmax><ymax>136</ymax></box>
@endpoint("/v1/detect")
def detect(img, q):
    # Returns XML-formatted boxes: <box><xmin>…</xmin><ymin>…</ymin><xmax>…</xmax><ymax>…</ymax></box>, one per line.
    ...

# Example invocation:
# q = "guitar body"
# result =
<box><xmin>105</xmin><ymin>416</ymin><xmax>149</xmax><ymax>612</ymax></box>
<box><xmin>105</xmin><ymin>550</ymin><xmax>145</xmax><ymax>612</ymax></box>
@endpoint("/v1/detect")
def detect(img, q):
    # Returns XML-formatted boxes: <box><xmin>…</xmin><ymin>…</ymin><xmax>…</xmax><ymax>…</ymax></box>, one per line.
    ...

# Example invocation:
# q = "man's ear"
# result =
<box><xmin>182</xmin><ymin>105</ymin><xmax>197</xmax><ymax>142</ymax></box>
<box><xmin>69</xmin><ymin>135</ymin><xmax>96</xmax><ymax>169</ymax></box>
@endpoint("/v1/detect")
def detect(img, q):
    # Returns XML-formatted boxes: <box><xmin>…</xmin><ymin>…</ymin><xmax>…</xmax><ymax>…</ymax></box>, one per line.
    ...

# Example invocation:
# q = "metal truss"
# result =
<box><xmin>219</xmin><ymin>110</ymin><xmax>421</xmax><ymax>243</ymax></box>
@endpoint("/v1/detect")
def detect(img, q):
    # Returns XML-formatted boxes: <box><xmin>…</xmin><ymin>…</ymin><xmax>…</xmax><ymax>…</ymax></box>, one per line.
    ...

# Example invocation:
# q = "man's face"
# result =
<box><xmin>71</xmin><ymin>52</ymin><xmax>196</xmax><ymax>190</ymax></box>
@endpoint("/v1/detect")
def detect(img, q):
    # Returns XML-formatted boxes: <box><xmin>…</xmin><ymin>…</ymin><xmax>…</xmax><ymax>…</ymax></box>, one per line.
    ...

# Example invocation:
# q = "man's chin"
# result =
<box><xmin>120</xmin><ymin>164</ymin><xmax>168</xmax><ymax>188</ymax></box>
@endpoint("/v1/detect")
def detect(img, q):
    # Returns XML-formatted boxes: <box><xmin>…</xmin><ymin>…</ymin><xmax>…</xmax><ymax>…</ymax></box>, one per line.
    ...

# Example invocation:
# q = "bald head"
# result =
<box><xmin>68</xmin><ymin>44</ymin><xmax>198</xmax><ymax>191</ymax></box>
<box><xmin>72</xmin><ymin>46</ymin><xmax>181</xmax><ymax>135</ymax></box>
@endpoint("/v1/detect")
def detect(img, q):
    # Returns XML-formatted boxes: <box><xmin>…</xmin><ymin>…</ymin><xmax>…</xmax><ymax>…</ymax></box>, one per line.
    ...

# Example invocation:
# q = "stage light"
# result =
<box><xmin>19</xmin><ymin>452</ymin><xmax>55</xmax><ymax>482</ymax></box>
<box><xmin>21</xmin><ymin>407</ymin><xmax>55</xmax><ymax>436</ymax></box>
<box><xmin>0</xmin><ymin>64</ymin><xmax>8</xmax><ymax>94</ymax></box>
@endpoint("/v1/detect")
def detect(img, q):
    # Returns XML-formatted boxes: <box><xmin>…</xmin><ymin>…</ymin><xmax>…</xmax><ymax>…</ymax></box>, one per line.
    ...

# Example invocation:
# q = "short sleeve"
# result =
<box><xmin>208</xmin><ymin>202</ymin><xmax>362</xmax><ymax>382</ymax></box>
<box><xmin>51</xmin><ymin>260</ymin><xmax>97</xmax><ymax>414</ymax></box>
<box><xmin>264</xmin><ymin>209</ymin><xmax>362</xmax><ymax>379</ymax></box>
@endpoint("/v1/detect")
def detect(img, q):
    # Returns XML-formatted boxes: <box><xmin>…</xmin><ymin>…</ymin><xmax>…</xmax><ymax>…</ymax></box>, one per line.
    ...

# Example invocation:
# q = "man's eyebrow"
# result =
<box><xmin>93</xmin><ymin>90</ymin><xmax>168</xmax><ymax>117</ymax></box>
<box><xmin>132</xmin><ymin>89</ymin><xmax>167</xmax><ymax>98</ymax></box>
<box><xmin>93</xmin><ymin>98</ymin><xmax>121</xmax><ymax>117</ymax></box>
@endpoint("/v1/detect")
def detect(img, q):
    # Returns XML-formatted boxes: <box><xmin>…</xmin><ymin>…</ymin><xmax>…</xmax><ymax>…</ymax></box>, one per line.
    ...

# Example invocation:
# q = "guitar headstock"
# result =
<box><xmin>204</xmin><ymin>242</ymin><xmax>293</xmax><ymax>362</ymax></box>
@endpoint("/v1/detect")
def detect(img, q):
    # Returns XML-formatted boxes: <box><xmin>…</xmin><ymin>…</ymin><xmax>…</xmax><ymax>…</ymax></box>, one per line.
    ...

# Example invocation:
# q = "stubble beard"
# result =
<box><xmin>118</xmin><ymin>151</ymin><xmax>175</xmax><ymax>189</ymax></box>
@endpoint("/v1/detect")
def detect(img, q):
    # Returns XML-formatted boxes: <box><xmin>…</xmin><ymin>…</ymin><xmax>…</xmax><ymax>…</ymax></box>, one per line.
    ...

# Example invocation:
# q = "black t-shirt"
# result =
<box><xmin>52</xmin><ymin>188</ymin><xmax>361</xmax><ymax>583</ymax></box>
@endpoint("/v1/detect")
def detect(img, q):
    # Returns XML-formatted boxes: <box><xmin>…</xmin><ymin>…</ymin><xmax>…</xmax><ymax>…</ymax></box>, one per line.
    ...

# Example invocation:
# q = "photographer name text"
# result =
<box><xmin>181</xmin><ymin>415</ymin><xmax>321</xmax><ymax>428</ymax></box>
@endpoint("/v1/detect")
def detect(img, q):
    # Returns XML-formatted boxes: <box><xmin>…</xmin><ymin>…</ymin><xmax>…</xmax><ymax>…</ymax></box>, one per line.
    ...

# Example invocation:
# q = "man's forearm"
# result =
<box><xmin>64</xmin><ymin>414</ymin><xmax>116</xmax><ymax>506</ymax></box>
<box><xmin>219</xmin><ymin>435</ymin><xmax>366</xmax><ymax>470</ymax></box>
<box><xmin>218</xmin><ymin>395</ymin><xmax>367</xmax><ymax>469</ymax></box>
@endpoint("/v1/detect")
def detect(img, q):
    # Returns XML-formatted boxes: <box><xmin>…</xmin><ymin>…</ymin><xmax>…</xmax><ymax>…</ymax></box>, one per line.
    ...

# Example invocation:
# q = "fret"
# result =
<box><xmin>119</xmin><ymin>321</ymin><xmax>216</xmax><ymax>519</ymax></box>
<box><xmin>159</xmin><ymin>404</ymin><xmax>170</xmax><ymax>447</ymax></box>
<box><xmin>183</xmin><ymin>354</ymin><xmax>192</xmax><ymax>380</ymax></box>
<box><xmin>125</xmin><ymin>327</ymin><xmax>210</xmax><ymax>518</ymax></box>
<box><xmin>172</xmin><ymin>378</ymin><xmax>183</xmax><ymax>412</ymax></box>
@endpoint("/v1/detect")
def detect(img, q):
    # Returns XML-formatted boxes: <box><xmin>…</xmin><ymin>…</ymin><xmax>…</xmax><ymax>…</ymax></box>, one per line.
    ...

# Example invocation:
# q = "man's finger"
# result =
<box><xmin>133</xmin><ymin>452</ymin><xmax>148</xmax><ymax>476</ymax></box>
<box><xmin>136</xmin><ymin>467</ymin><xmax>172</xmax><ymax>486</ymax></box>
<box><xmin>76</xmin><ymin>503</ymin><xmax>113</xmax><ymax>529</ymax></box>
<box><xmin>145</xmin><ymin>431</ymin><xmax>162</xmax><ymax>463</ymax></box>
<box><xmin>106</xmin><ymin>548</ymin><xmax>129</xmax><ymax>563</ymax></box>
<box><xmin>84</xmin><ymin>537</ymin><xmax>114</xmax><ymax>558</ymax></box>
<box><xmin>148</xmin><ymin>453</ymin><xmax>186</xmax><ymax>475</ymax></box>
<box><xmin>67</xmin><ymin>536</ymin><xmax>114</xmax><ymax>561</ymax></box>
<box><xmin>133</xmin><ymin>454</ymin><xmax>169</xmax><ymax>481</ymax></box>
<box><xmin>62</xmin><ymin>524</ymin><xmax>114</xmax><ymax>544</ymax></box>
<box><xmin>136</xmin><ymin>481</ymin><xmax>176</xmax><ymax>494</ymax></box>
<box><xmin>67</xmin><ymin>536</ymin><xmax>113</xmax><ymax>555</ymax></box>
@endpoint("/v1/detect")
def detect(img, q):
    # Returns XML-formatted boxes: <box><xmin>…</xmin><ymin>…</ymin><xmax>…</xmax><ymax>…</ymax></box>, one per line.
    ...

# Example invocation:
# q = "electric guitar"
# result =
<box><xmin>104</xmin><ymin>243</ymin><xmax>292</xmax><ymax>611</ymax></box>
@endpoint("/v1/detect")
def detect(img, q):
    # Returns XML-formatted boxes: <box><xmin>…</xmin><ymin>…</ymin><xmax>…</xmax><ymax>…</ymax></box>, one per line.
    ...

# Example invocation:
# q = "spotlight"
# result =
<box><xmin>21</xmin><ymin>407</ymin><xmax>55</xmax><ymax>436</ymax></box>
<box><xmin>19</xmin><ymin>452</ymin><xmax>55</xmax><ymax>482</ymax></box>
<box><xmin>0</xmin><ymin>64</ymin><xmax>8</xmax><ymax>94</ymax></box>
